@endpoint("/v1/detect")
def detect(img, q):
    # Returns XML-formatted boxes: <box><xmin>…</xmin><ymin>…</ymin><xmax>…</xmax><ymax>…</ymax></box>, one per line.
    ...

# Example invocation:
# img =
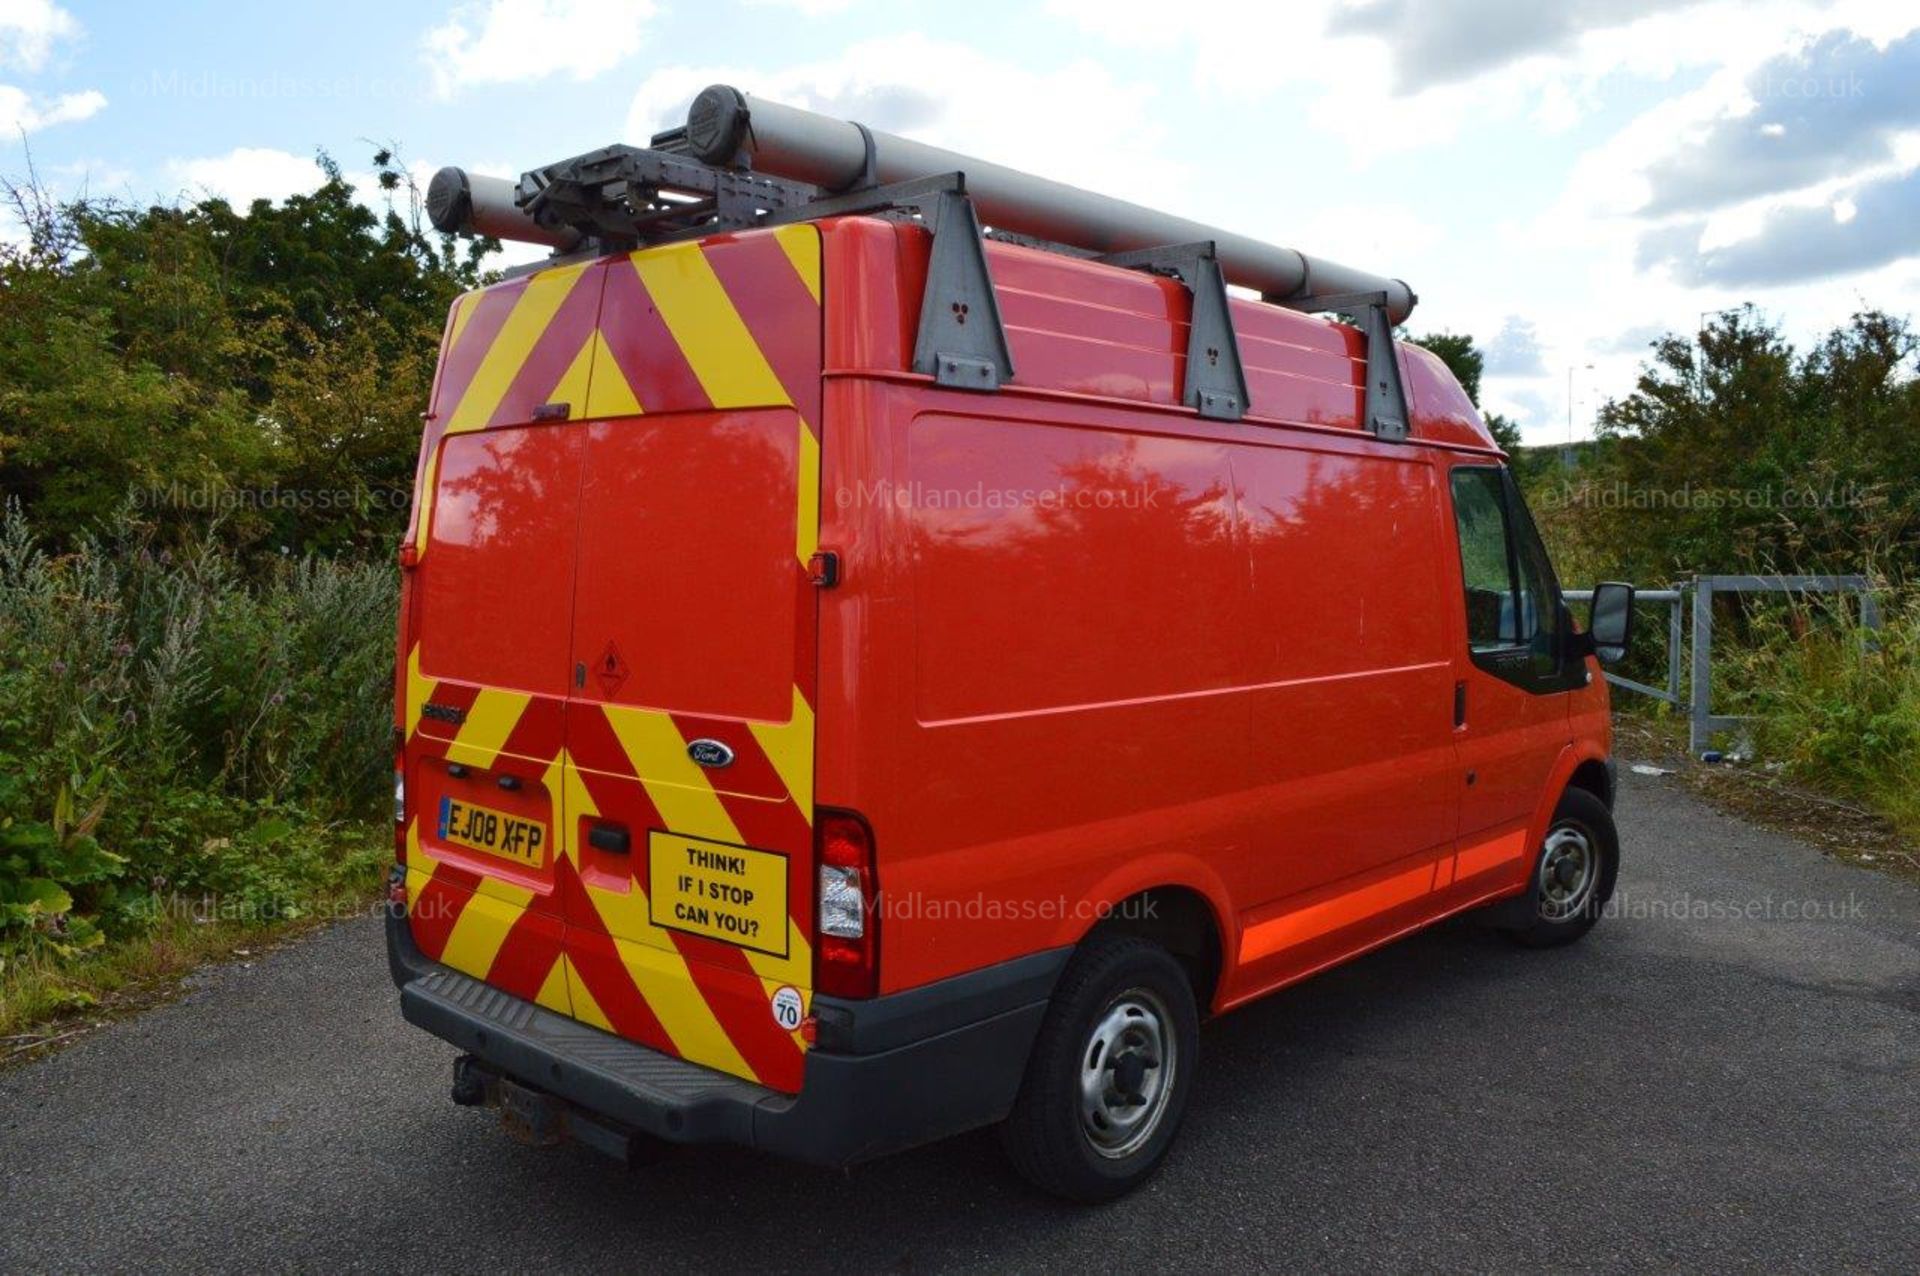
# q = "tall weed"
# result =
<box><xmin>1731</xmin><ymin>586</ymin><xmax>1920</xmax><ymax>835</ymax></box>
<box><xmin>0</xmin><ymin>502</ymin><xmax>393</xmax><ymax>961</ymax></box>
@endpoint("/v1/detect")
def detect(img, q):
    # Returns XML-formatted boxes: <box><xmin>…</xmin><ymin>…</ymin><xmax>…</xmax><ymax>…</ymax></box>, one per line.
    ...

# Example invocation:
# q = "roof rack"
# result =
<box><xmin>424</xmin><ymin>88</ymin><xmax>1419</xmax><ymax>438</ymax></box>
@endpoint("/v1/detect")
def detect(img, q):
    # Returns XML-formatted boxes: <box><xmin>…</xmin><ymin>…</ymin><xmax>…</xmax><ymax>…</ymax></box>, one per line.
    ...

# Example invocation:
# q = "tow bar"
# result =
<box><xmin>449</xmin><ymin>1054</ymin><xmax>659</xmax><ymax>1163</ymax></box>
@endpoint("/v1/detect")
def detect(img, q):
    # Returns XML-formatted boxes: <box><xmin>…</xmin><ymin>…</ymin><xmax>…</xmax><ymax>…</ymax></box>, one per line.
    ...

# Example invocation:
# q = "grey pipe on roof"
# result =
<box><xmin>683</xmin><ymin>85</ymin><xmax>1417</xmax><ymax>324</ymax></box>
<box><xmin>425</xmin><ymin>166</ymin><xmax>583</xmax><ymax>251</ymax></box>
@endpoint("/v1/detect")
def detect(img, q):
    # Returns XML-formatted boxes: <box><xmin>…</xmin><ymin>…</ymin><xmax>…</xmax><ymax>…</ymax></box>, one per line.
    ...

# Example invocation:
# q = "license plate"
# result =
<box><xmin>649</xmin><ymin>832</ymin><xmax>788</xmax><ymax>957</ymax></box>
<box><xmin>438</xmin><ymin>795</ymin><xmax>547</xmax><ymax>868</ymax></box>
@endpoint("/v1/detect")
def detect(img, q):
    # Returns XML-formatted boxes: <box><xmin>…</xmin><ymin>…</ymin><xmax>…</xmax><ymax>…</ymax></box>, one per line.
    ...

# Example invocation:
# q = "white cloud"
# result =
<box><xmin>0</xmin><ymin>0</ymin><xmax>78</xmax><ymax>73</ymax></box>
<box><xmin>626</xmin><ymin>34</ymin><xmax>1188</xmax><ymax>211</ymax></box>
<box><xmin>1045</xmin><ymin>0</ymin><xmax>1893</xmax><ymax>159</ymax></box>
<box><xmin>1289</xmin><ymin>203</ymin><xmax>1441</xmax><ymax>272</ymax></box>
<box><xmin>1484</xmin><ymin>315</ymin><xmax>1548</xmax><ymax>376</ymax></box>
<box><xmin>166</xmin><ymin>147</ymin><xmax>332</xmax><ymax>208</ymax></box>
<box><xmin>0</xmin><ymin>82</ymin><xmax>99</xmax><ymax>135</ymax></box>
<box><xmin>0</xmin><ymin>0</ymin><xmax>102</xmax><ymax>140</ymax></box>
<box><xmin>422</xmin><ymin>0</ymin><xmax>657</xmax><ymax>99</ymax></box>
<box><xmin>742</xmin><ymin>0</ymin><xmax>853</xmax><ymax>14</ymax></box>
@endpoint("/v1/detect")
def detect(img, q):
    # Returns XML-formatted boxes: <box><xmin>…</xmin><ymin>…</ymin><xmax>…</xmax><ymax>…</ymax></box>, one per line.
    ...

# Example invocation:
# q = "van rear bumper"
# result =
<box><xmin>386</xmin><ymin>905</ymin><xmax>1065</xmax><ymax>1167</ymax></box>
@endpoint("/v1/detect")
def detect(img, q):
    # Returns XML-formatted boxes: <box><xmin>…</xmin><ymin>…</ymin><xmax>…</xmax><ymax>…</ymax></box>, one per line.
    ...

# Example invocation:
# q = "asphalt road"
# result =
<box><xmin>4</xmin><ymin>769</ymin><xmax>1917</xmax><ymax>1273</ymax></box>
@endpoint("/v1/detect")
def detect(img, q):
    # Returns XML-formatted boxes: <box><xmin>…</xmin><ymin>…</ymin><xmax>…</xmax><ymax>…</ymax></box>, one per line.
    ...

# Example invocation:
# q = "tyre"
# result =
<box><xmin>1504</xmin><ymin>787</ymin><xmax>1618</xmax><ymax>948</ymax></box>
<box><xmin>999</xmin><ymin>933</ymin><xmax>1199</xmax><ymax>1203</ymax></box>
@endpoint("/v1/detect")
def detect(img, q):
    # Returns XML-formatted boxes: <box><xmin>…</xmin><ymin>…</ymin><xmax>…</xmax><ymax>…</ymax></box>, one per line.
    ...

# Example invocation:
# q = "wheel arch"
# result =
<box><xmin>1532</xmin><ymin>743</ymin><xmax>1621</xmax><ymax>904</ymax></box>
<box><xmin>1052</xmin><ymin>857</ymin><xmax>1236</xmax><ymax>1014</ymax></box>
<box><xmin>1566</xmin><ymin>756</ymin><xmax>1615</xmax><ymax>809</ymax></box>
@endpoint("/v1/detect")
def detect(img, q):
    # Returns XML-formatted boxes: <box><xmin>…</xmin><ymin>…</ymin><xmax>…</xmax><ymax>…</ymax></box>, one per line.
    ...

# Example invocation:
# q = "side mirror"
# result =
<box><xmin>1586</xmin><ymin>581</ymin><xmax>1635</xmax><ymax>666</ymax></box>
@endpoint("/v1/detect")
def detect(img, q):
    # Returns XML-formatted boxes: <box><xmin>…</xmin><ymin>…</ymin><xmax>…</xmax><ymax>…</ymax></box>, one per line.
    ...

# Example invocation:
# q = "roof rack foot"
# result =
<box><xmin>1295</xmin><ymin>290</ymin><xmax>1410</xmax><ymax>442</ymax></box>
<box><xmin>1097</xmin><ymin>242</ymin><xmax>1248</xmax><ymax>421</ymax></box>
<box><xmin>910</xmin><ymin>188</ymin><xmax>1014</xmax><ymax>391</ymax></box>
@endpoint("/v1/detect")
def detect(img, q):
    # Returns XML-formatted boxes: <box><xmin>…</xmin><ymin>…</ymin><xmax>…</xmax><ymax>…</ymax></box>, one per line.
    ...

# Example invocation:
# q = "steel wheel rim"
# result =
<box><xmin>1078</xmin><ymin>987</ymin><xmax>1177</xmax><ymax>1160</ymax></box>
<box><xmin>1538</xmin><ymin>824</ymin><xmax>1597</xmax><ymax>920</ymax></box>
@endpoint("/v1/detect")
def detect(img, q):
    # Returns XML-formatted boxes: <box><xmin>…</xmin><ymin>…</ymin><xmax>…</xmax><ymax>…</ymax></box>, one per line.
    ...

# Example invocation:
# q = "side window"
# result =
<box><xmin>1451</xmin><ymin>468</ymin><xmax>1519</xmax><ymax>649</ymax></box>
<box><xmin>1450</xmin><ymin>466</ymin><xmax>1569</xmax><ymax>689</ymax></box>
<box><xmin>1510</xmin><ymin>488</ymin><xmax>1563</xmax><ymax>676</ymax></box>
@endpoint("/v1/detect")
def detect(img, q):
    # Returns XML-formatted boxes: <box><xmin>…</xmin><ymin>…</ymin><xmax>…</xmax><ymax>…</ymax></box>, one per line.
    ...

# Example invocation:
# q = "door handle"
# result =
<box><xmin>1453</xmin><ymin>680</ymin><xmax>1468</xmax><ymax>728</ymax></box>
<box><xmin>587</xmin><ymin>822</ymin><xmax>631</xmax><ymax>854</ymax></box>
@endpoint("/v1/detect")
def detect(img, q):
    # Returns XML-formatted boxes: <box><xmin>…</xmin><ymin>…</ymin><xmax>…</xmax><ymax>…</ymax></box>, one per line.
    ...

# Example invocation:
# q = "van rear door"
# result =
<box><xmin>557</xmin><ymin>228</ymin><xmax>824</xmax><ymax>1094</ymax></box>
<box><xmin>401</xmin><ymin>260</ymin><xmax>607</xmax><ymax>1014</ymax></box>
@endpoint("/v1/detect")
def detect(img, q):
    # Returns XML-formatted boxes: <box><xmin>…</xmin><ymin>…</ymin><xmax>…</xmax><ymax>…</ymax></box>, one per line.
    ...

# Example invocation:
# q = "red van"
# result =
<box><xmin>388</xmin><ymin>99</ymin><xmax>1635</xmax><ymax>1201</ymax></box>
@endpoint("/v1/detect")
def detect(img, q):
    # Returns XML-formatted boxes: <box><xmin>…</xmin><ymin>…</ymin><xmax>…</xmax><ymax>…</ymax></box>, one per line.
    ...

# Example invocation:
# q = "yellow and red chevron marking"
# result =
<box><xmin>561</xmin><ymin>716</ymin><xmax>810</xmax><ymax>1091</ymax></box>
<box><xmin>404</xmin><ymin>225</ymin><xmax>823</xmax><ymax>564</ymax></box>
<box><xmin>408</xmin><ymin>261</ymin><xmax>605</xmax><ymax>560</ymax></box>
<box><xmin>399</xmin><ymin>224</ymin><xmax>826</xmax><ymax>1093</ymax></box>
<box><xmin>402</xmin><ymin>659</ymin><xmax>571</xmax><ymax>1016</ymax></box>
<box><xmin>557</xmin><ymin>224</ymin><xmax>822</xmax><ymax>1090</ymax></box>
<box><xmin>589</xmin><ymin>226</ymin><xmax>823</xmax><ymax>428</ymax></box>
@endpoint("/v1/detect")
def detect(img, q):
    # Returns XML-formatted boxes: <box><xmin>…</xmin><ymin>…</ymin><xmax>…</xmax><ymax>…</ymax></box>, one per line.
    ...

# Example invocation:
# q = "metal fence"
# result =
<box><xmin>1565</xmin><ymin>575</ymin><xmax>1880</xmax><ymax>757</ymax></box>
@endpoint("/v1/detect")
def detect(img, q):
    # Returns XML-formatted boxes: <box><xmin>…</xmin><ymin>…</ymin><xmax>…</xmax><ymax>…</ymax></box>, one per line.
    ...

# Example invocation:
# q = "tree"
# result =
<box><xmin>1574</xmin><ymin>308</ymin><xmax>1920</xmax><ymax>580</ymax></box>
<box><xmin>1411</xmin><ymin>331</ymin><xmax>1484</xmax><ymax>405</ymax></box>
<box><xmin>0</xmin><ymin>149</ymin><xmax>496</xmax><ymax>556</ymax></box>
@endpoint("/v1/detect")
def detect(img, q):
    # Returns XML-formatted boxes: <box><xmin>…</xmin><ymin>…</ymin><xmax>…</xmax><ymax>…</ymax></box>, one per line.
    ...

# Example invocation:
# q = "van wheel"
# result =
<box><xmin>1505</xmin><ymin>787</ymin><xmax>1617</xmax><ymax>949</ymax></box>
<box><xmin>999</xmin><ymin>934</ymin><xmax>1198</xmax><ymax>1203</ymax></box>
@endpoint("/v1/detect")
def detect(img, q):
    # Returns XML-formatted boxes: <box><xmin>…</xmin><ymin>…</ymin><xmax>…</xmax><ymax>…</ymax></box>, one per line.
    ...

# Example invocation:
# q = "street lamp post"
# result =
<box><xmin>1563</xmin><ymin>362</ymin><xmax>1594</xmax><ymax>470</ymax></box>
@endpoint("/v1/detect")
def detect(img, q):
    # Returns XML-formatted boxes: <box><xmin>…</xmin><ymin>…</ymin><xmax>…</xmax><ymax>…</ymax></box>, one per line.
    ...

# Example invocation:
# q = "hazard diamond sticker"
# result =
<box><xmin>593</xmin><ymin>641</ymin><xmax>630</xmax><ymax>698</ymax></box>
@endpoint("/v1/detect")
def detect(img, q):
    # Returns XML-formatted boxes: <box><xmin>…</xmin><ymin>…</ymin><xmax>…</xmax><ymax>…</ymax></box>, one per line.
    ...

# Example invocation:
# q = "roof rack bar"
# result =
<box><xmin>1097</xmin><ymin>241</ymin><xmax>1248</xmax><ymax>421</ymax></box>
<box><xmin>683</xmin><ymin>86</ymin><xmax>1418</xmax><ymax>324</ymax></box>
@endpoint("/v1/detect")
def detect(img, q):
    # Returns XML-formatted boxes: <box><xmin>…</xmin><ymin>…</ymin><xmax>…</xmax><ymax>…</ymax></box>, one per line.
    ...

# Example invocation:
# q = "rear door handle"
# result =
<box><xmin>587</xmin><ymin>822</ymin><xmax>631</xmax><ymax>854</ymax></box>
<box><xmin>1453</xmin><ymin>680</ymin><xmax>1468</xmax><ymax>728</ymax></box>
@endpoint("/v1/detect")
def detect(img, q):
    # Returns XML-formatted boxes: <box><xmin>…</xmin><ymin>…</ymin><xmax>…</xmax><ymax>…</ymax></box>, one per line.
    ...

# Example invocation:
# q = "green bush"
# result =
<box><xmin>1732</xmin><ymin>589</ymin><xmax>1920</xmax><ymax>834</ymax></box>
<box><xmin>1</xmin><ymin>151</ymin><xmax>491</xmax><ymax>558</ymax></box>
<box><xmin>0</xmin><ymin>502</ymin><xmax>393</xmax><ymax>962</ymax></box>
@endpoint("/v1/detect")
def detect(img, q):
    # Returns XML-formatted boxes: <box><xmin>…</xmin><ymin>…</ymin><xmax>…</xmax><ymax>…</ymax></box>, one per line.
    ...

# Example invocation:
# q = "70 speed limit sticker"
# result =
<box><xmin>770</xmin><ymin>985</ymin><xmax>804</xmax><ymax>1032</ymax></box>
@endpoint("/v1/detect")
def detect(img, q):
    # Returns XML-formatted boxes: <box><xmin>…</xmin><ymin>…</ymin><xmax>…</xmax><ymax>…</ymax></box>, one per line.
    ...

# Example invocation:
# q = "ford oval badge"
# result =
<box><xmin>687</xmin><ymin>738</ymin><xmax>735</xmax><ymax>769</ymax></box>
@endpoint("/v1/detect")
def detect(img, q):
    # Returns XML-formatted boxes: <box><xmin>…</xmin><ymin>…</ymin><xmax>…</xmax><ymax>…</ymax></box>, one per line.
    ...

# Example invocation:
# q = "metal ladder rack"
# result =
<box><xmin>426</xmin><ymin>89</ymin><xmax>1419</xmax><ymax>436</ymax></box>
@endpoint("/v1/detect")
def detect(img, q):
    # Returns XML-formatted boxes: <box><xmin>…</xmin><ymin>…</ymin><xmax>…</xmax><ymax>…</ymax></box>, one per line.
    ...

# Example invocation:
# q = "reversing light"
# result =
<box><xmin>820</xmin><ymin>864</ymin><xmax>863</xmax><ymax>939</ymax></box>
<box><xmin>815</xmin><ymin>810</ymin><xmax>877</xmax><ymax>998</ymax></box>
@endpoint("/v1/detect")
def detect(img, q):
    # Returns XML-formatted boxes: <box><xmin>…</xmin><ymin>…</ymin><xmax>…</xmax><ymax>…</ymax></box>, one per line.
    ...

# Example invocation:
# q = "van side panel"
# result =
<box><xmin>1229</xmin><ymin>441</ymin><xmax>1460</xmax><ymax>990</ymax></box>
<box><xmin>817</xmin><ymin>380</ymin><xmax>1257</xmax><ymax>994</ymax></box>
<box><xmin>812</xmin><ymin>218</ymin><xmax>1509</xmax><ymax>1001</ymax></box>
<box><xmin>909</xmin><ymin>415</ymin><xmax>1250</xmax><ymax>720</ymax></box>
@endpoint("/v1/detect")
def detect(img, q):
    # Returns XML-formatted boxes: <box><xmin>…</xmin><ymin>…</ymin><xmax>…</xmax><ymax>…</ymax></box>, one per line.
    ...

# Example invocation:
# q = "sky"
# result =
<box><xmin>3</xmin><ymin>0</ymin><xmax>1917</xmax><ymax>444</ymax></box>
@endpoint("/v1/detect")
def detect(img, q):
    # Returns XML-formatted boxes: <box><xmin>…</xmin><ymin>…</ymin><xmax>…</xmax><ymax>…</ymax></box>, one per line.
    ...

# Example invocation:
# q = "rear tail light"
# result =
<box><xmin>815</xmin><ymin>809</ymin><xmax>877</xmax><ymax>998</ymax></box>
<box><xmin>393</xmin><ymin>764</ymin><xmax>408</xmax><ymax>859</ymax></box>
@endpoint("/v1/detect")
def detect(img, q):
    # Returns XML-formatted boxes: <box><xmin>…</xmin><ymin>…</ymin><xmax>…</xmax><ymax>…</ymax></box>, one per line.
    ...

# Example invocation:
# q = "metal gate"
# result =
<box><xmin>1565</xmin><ymin>575</ymin><xmax>1882</xmax><ymax>758</ymax></box>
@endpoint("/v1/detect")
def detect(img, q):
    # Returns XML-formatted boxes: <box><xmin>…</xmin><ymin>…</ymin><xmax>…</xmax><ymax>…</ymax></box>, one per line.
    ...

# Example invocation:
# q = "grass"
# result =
<box><xmin>0</xmin><ymin>868</ymin><xmax>382</xmax><ymax>1059</ymax></box>
<box><xmin>1726</xmin><ymin>588</ymin><xmax>1920</xmax><ymax>839</ymax></box>
<box><xmin>1</xmin><ymin>502</ymin><xmax>396</xmax><ymax>1050</ymax></box>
